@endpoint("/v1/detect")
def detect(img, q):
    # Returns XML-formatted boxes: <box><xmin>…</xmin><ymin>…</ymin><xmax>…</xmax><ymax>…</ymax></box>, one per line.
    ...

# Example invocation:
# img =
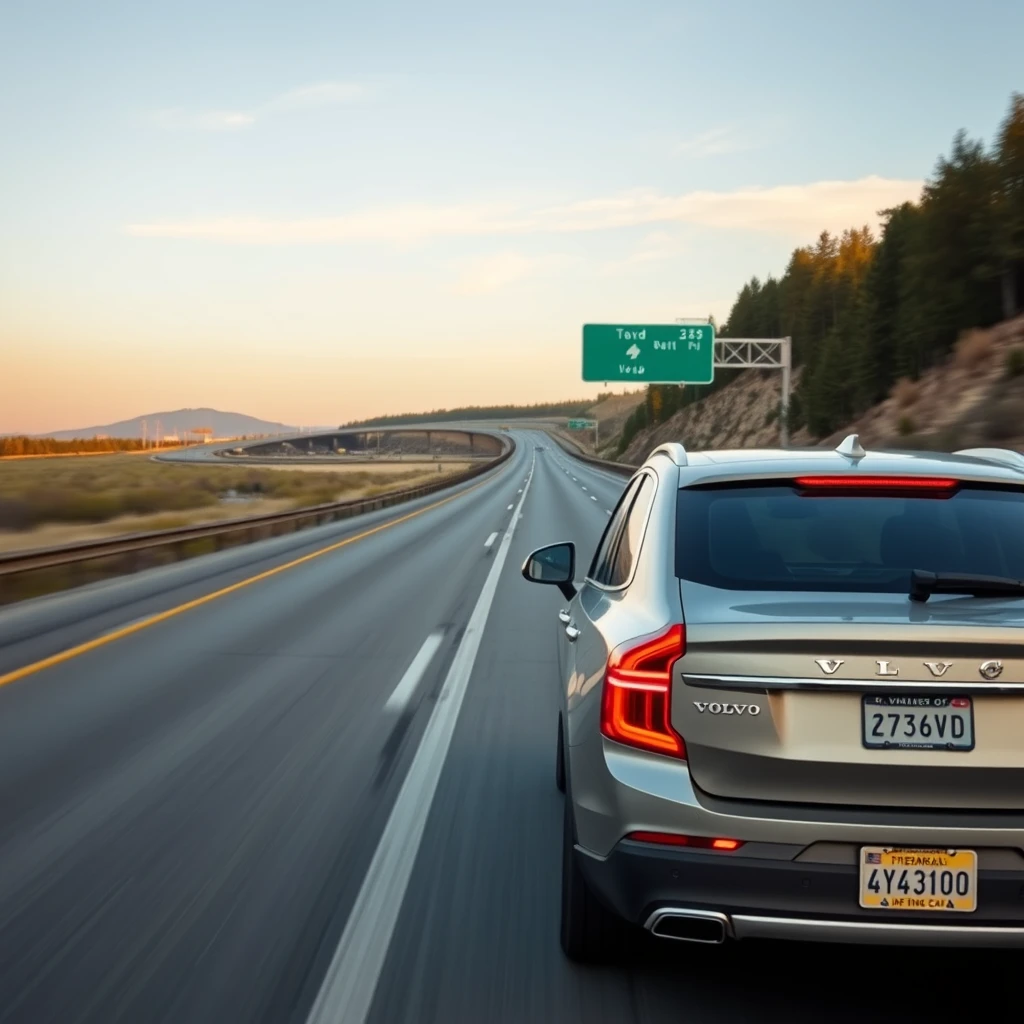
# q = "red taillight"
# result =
<box><xmin>600</xmin><ymin>624</ymin><xmax>686</xmax><ymax>758</ymax></box>
<box><xmin>794</xmin><ymin>475</ymin><xmax>958</xmax><ymax>493</ymax></box>
<box><xmin>627</xmin><ymin>831</ymin><xmax>743</xmax><ymax>851</ymax></box>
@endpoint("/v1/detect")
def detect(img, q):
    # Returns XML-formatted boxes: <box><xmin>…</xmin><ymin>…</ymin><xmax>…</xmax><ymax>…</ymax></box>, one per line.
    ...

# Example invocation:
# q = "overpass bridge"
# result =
<box><xmin>155</xmin><ymin>424</ymin><xmax>507</xmax><ymax>464</ymax></box>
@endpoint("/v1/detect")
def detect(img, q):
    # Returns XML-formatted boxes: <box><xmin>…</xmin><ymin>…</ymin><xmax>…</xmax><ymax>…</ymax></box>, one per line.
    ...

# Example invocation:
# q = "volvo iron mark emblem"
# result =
<box><xmin>814</xmin><ymin>658</ymin><xmax>1006</xmax><ymax>679</ymax></box>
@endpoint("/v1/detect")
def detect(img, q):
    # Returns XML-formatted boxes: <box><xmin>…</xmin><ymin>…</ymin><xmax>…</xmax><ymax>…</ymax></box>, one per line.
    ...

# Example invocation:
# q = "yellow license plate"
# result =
<box><xmin>859</xmin><ymin>847</ymin><xmax>977</xmax><ymax>912</ymax></box>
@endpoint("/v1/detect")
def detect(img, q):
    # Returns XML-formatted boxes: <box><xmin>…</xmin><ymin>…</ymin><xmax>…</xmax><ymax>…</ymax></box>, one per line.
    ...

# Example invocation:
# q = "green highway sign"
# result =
<box><xmin>582</xmin><ymin>323</ymin><xmax>716</xmax><ymax>384</ymax></box>
<box><xmin>567</xmin><ymin>419</ymin><xmax>594</xmax><ymax>430</ymax></box>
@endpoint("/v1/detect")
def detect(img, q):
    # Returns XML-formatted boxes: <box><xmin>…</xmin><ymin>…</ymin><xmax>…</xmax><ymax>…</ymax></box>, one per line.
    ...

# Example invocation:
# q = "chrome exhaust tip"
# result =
<box><xmin>645</xmin><ymin>908</ymin><xmax>729</xmax><ymax>944</ymax></box>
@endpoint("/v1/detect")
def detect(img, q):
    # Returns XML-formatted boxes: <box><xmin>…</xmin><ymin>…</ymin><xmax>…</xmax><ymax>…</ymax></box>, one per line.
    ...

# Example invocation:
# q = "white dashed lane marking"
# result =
<box><xmin>383</xmin><ymin>631</ymin><xmax>444</xmax><ymax>713</ymax></box>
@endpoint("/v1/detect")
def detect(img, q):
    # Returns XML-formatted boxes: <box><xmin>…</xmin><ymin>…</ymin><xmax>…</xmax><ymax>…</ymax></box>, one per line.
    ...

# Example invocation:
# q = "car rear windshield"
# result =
<box><xmin>675</xmin><ymin>483</ymin><xmax>1024</xmax><ymax>592</ymax></box>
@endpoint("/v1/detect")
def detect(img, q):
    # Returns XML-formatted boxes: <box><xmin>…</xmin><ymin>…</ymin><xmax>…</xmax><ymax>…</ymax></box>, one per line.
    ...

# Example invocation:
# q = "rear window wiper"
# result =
<box><xmin>910</xmin><ymin>569</ymin><xmax>1024</xmax><ymax>602</ymax></box>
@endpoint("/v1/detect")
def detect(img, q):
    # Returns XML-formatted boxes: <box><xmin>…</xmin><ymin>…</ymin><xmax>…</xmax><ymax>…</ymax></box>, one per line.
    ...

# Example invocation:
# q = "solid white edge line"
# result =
<box><xmin>305</xmin><ymin>453</ymin><xmax>536</xmax><ymax>1024</ymax></box>
<box><xmin>484</xmin><ymin>531</ymin><xmax>498</xmax><ymax>550</ymax></box>
<box><xmin>383</xmin><ymin>631</ymin><xmax>445</xmax><ymax>713</ymax></box>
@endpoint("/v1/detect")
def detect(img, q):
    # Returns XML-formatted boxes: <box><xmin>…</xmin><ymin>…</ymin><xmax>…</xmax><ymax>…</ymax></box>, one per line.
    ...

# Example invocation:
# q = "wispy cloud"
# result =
<box><xmin>126</xmin><ymin>175</ymin><xmax>924</xmax><ymax>243</ymax></box>
<box><xmin>453</xmin><ymin>252</ymin><xmax>575</xmax><ymax>295</ymax></box>
<box><xmin>264</xmin><ymin>82</ymin><xmax>364</xmax><ymax>112</ymax></box>
<box><xmin>675</xmin><ymin>126</ymin><xmax>750</xmax><ymax>158</ymax></box>
<box><xmin>194</xmin><ymin>111</ymin><xmax>258</xmax><ymax>131</ymax></box>
<box><xmin>151</xmin><ymin>81</ymin><xmax>365</xmax><ymax>132</ymax></box>
<box><xmin>601</xmin><ymin>231</ymin><xmax>682</xmax><ymax>274</ymax></box>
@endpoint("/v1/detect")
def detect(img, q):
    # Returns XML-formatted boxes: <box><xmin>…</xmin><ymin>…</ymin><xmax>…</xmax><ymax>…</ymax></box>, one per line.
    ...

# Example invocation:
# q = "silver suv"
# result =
<box><xmin>522</xmin><ymin>437</ymin><xmax>1024</xmax><ymax>960</ymax></box>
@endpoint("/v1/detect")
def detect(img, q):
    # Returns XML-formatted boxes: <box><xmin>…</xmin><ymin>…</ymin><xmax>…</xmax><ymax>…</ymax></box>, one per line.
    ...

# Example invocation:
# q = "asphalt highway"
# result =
<box><xmin>0</xmin><ymin>430</ymin><xmax>1014</xmax><ymax>1023</ymax></box>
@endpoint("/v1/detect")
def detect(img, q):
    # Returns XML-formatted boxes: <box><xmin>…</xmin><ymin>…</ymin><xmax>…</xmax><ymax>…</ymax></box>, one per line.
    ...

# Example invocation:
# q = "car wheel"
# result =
<box><xmin>560</xmin><ymin>786</ymin><xmax>624</xmax><ymax>962</ymax></box>
<box><xmin>555</xmin><ymin>713</ymin><xmax>566</xmax><ymax>793</ymax></box>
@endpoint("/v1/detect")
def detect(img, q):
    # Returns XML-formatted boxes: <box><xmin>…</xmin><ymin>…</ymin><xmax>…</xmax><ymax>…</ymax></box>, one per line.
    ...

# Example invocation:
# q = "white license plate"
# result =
<box><xmin>859</xmin><ymin>847</ymin><xmax>977</xmax><ymax>912</ymax></box>
<box><xmin>862</xmin><ymin>694</ymin><xmax>974</xmax><ymax>751</ymax></box>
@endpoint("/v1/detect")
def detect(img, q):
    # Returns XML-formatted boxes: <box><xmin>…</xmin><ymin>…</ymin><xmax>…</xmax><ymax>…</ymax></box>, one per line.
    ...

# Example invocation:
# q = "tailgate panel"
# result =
<box><xmin>675</xmin><ymin>585</ymin><xmax>1024</xmax><ymax>809</ymax></box>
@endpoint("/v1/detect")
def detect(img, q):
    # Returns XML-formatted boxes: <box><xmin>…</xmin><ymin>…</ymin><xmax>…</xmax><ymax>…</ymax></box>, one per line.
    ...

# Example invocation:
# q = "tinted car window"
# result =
<box><xmin>606</xmin><ymin>474</ymin><xmax>655</xmax><ymax>587</ymax></box>
<box><xmin>675</xmin><ymin>483</ymin><xmax>1024</xmax><ymax>592</ymax></box>
<box><xmin>589</xmin><ymin>476</ymin><xmax>640</xmax><ymax>584</ymax></box>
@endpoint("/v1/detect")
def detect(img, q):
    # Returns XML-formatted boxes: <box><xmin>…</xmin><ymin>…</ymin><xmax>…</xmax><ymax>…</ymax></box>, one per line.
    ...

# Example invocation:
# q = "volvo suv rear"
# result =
<box><xmin>522</xmin><ymin>438</ymin><xmax>1024</xmax><ymax>960</ymax></box>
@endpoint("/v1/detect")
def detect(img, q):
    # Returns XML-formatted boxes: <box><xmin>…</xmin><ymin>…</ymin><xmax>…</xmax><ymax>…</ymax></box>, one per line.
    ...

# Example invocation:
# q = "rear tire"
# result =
<box><xmin>560</xmin><ymin>786</ymin><xmax>624</xmax><ymax>962</ymax></box>
<box><xmin>555</xmin><ymin>713</ymin><xmax>566</xmax><ymax>793</ymax></box>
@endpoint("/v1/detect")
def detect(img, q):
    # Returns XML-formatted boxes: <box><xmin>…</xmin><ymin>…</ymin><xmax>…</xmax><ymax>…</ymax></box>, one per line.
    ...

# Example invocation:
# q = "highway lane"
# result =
<box><xmin>0</xmin><ymin>436</ymin><xmax>531</xmax><ymax>1023</ymax></box>
<box><xmin>0</xmin><ymin>429</ymin><xmax>1016</xmax><ymax>1023</ymax></box>
<box><xmin>543</xmin><ymin>438</ymin><xmax>630</xmax><ymax>516</ymax></box>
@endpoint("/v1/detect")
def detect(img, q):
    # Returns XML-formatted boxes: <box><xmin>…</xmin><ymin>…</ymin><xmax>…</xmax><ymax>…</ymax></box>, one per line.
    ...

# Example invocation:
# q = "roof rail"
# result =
<box><xmin>835</xmin><ymin>434</ymin><xmax>866</xmax><ymax>459</ymax></box>
<box><xmin>649</xmin><ymin>442</ymin><xmax>688</xmax><ymax>467</ymax></box>
<box><xmin>953</xmin><ymin>447</ymin><xmax>1024</xmax><ymax>472</ymax></box>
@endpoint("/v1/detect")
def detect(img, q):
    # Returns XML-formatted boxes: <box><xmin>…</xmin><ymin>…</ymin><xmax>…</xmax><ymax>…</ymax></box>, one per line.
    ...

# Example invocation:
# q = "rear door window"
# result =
<box><xmin>676</xmin><ymin>483</ymin><xmax>1024</xmax><ymax>592</ymax></box>
<box><xmin>605</xmin><ymin>473</ymin><xmax>655</xmax><ymax>587</ymax></box>
<box><xmin>588</xmin><ymin>476</ymin><xmax>641</xmax><ymax>584</ymax></box>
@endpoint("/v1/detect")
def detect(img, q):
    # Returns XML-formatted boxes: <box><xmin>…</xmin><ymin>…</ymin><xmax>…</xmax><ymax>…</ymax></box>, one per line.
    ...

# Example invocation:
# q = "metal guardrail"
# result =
<box><xmin>543</xmin><ymin>429</ymin><xmax>638</xmax><ymax>477</ymax></box>
<box><xmin>0</xmin><ymin>438</ymin><xmax>514</xmax><ymax>599</ymax></box>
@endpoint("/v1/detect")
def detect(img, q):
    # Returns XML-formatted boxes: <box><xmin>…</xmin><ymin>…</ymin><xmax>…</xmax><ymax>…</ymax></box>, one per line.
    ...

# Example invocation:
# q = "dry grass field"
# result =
<box><xmin>0</xmin><ymin>455</ymin><xmax>467</xmax><ymax>553</ymax></box>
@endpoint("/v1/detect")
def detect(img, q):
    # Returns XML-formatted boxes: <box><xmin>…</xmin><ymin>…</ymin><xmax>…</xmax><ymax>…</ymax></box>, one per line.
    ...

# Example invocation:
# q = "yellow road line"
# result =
<box><xmin>0</xmin><ymin>474</ymin><xmax>496</xmax><ymax>690</ymax></box>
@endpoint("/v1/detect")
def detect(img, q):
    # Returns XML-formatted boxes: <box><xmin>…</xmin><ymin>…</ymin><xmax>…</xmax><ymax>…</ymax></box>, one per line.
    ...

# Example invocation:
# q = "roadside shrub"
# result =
<box><xmin>1005</xmin><ymin>348</ymin><xmax>1024</xmax><ymax>378</ymax></box>
<box><xmin>954</xmin><ymin>330</ymin><xmax>995</xmax><ymax>372</ymax></box>
<box><xmin>891</xmin><ymin>377</ymin><xmax>919</xmax><ymax>408</ymax></box>
<box><xmin>983</xmin><ymin>397</ymin><xmax>1024</xmax><ymax>441</ymax></box>
<box><xmin>289</xmin><ymin>487</ymin><xmax>341</xmax><ymax>508</ymax></box>
<box><xmin>38</xmin><ymin>492</ymin><xmax>123</xmax><ymax>523</ymax></box>
<box><xmin>0</xmin><ymin>498</ymin><xmax>34</xmax><ymax>531</ymax></box>
<box><xmin>897</xmin><ymin>414</ymin><xmax>915</xmax><ymax>436</ymax></box>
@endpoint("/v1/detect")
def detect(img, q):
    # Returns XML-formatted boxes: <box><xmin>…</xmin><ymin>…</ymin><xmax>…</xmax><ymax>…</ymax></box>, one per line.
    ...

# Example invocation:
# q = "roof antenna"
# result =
<box><xmin>835</xmin><ymin>434</ymin><xmax>866</xmax><ymax>460</ymax></box>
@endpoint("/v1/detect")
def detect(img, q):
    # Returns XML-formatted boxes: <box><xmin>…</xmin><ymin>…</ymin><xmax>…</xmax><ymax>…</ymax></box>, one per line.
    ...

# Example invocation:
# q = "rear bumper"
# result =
<box><xmin>579</xmin><ymin>838</ymin><xmax>1024</xmax><ymax>946</ymax></box>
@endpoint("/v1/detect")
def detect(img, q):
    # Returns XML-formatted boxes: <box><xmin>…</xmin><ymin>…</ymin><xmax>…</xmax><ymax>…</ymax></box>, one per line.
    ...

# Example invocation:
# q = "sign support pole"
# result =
<box><xmin>780</xmin><ymin>336</ymin><xmax>792</xmax><ymax>448</ymax></box>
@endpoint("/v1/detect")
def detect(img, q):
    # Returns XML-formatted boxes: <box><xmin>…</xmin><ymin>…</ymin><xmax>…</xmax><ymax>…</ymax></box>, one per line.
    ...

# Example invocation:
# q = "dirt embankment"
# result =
<box><xmin>615</xmin><ymin>315</ymin><xmax>1024</xmax><ymax>463</ymax></box>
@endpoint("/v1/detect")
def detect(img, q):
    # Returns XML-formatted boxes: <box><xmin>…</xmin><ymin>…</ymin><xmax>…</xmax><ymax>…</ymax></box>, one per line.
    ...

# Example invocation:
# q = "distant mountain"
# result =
<box><xmin>40</xmin><ymin>408</ymin><xmax>296</xmax><ymax>441</ymax></box>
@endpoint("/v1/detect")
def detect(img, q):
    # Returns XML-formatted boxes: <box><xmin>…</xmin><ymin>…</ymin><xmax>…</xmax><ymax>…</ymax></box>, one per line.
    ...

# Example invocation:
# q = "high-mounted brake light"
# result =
<box><xmin>794</xmin><ymin>475</ymin><xmax>958</xmax><ymax>492</ymax></box>
<box><xmin>600</xmin><ymin>624</ymin><xmax>686</xmax><ymax>758</ymax></box>
<box><xmin>627</xmin><ymin>831</ymin><xmax>744</xmax><ymax>851</ymax></box>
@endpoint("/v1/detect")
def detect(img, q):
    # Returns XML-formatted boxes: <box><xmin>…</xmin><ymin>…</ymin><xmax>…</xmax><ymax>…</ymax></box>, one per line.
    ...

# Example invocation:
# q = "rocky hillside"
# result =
<box><xmin>818</xmin><ymin>315</ymin><xmax>1024</xmax><ymax>451</ymax></box>
<box><xmin>618</xmin><ymin>367</ymin><xmax>806</xmax><ymax>464</ymax></box>
<box><xmin>617</xmin><ymin>314</ymin><xmax>1024</xmax><ymax>463</ymax></box>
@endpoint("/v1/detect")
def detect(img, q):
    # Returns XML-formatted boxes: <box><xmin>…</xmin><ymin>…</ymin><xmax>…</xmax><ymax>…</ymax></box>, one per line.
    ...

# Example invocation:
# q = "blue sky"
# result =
<box><xmin>2</xmin><ymin>0</ymin><xmax>1022</xmax><ymax>433</ymax></box>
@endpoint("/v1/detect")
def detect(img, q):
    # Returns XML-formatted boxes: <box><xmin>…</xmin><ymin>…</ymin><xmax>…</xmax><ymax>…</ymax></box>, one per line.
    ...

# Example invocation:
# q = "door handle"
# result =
<box><xmin>565</xmin><ymin>625</ymin><xmax>581</xmax><ymax>642</ymax></box>
<box><xmin>558</xmin><ymin>609</ymin><xmax>571</xmax><ymax>624</ymax></box>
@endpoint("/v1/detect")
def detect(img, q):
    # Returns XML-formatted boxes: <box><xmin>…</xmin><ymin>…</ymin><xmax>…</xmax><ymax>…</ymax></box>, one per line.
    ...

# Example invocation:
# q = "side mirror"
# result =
<box><xmin>521</xmin><ymin>542</ymin><xmax>577</xmax><ymax>600</ymax></box>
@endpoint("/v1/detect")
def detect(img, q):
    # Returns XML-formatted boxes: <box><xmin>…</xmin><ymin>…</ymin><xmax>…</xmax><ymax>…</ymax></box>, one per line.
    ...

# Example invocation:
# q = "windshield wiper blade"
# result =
<box><xmin>910</xmin><ymin>569</ymin><xmax>1024</xmax><ymax>602</ymax></box>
